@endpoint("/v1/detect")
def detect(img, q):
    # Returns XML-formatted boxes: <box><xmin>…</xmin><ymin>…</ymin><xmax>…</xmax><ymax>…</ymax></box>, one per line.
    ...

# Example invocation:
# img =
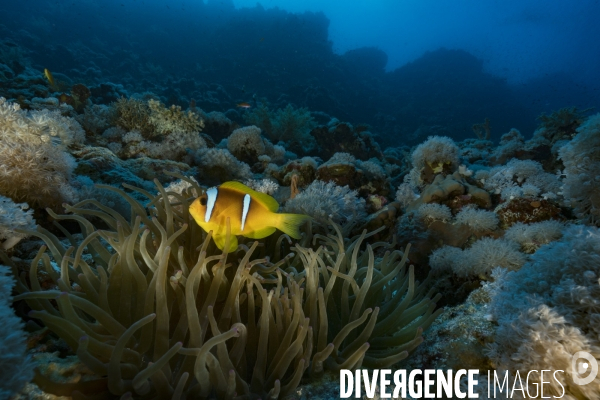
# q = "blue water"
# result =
<box><xmin>1</xmin><ymin>0</ymin><xmax>599</xmax><ymax>146</ymax></box>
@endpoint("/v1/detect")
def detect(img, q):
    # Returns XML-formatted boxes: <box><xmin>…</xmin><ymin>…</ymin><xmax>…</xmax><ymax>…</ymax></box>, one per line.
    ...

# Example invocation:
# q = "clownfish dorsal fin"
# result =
<box><xmin>220</xmin><ymin>181</ymin><xmax>279</xmax><ymax>212</ymax></box>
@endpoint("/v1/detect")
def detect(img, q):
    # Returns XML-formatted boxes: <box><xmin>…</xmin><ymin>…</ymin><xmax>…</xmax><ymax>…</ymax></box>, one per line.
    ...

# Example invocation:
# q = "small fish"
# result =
<box><xmin>189</xmin><ymin>181</ymin><xmax>310</xmax><ymax>252</ymax></box>
<box><xmin>44</xmin><ymin>68</ymin><xmax>55</xmax><ymax>88</ymax></box>
<box><xmin>236</xmin><ymin>102</ymin><xmax>252</xmax><ymax>109</ymax></box>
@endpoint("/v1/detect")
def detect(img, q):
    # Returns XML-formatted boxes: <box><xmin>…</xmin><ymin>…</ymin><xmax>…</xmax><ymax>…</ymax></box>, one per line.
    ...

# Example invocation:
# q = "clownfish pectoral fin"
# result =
<box><xmin>244</xmin><ymin>226</ymin><xmax>276</xmax><ymax>239</ymax></box>
<box><xmin>275</xmin><ymin>213</ymin><xmax>311</xmax><ymax>240</ymax></box>
<box><xmin>213</xmin><ymin>233</ymin><xmax>239</xmax><ymax>253</ymax></box>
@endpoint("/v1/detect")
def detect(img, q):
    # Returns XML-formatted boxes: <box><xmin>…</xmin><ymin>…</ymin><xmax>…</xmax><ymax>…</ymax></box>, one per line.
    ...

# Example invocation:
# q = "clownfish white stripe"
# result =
<box><xmin>205</xmin><ymin>187</ymin><xmax>218</xmax><ymax>222</ymax></box>
<box><xmin>241</xmin><ymin>194</ymin><xmax>251</xmax><ymax>231</ymax></box>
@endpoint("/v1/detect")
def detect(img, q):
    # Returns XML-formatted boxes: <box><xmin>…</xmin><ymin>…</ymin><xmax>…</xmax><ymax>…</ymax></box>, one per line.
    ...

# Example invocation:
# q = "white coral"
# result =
<box><xmin>504</xmin><ymin>220</ymin><xmax>564</xmax><ymax>253</ymax></box>
<box><xmin>559</xmin><ymin>113</ymin><xmax>600</xmax><ymax>225</ymax></box>
<box><xmin>417</xmin><ymin>203</ymin><xmax>452</xmax><ymax>223</ymax></box>
<box><xmin>411</xmin><ymin>135</ymin><xmax>460</xmax><ymax>171</ymax></box>
<box><xmin>0</xmin><ymin>196</ymin><xmax>36</xmax><ymax>250</ymax></box>
<box><xmin>430</xmin><ymin>238</ymin><xmax>526</xmax><ymax>278</ymax></box>
<box><xmin>455</xmin><ymin>207</ymin><xmax>498</xmax><ymax>232</ymax></box>
<box><xmin>244</xmin><ymin>178</ymin><xmax>279</xmax><ymax>195</ymax></box>
<box><xmin>0</xmin><ymin>264</ymin><xmax>34</xmax><ymax>397</ymax></box>
<box><xmin>195</xmin><ymin>148</ymin><xmax>252</xmax><ymax>180</ymax></box>
<box><xmin>0</xmin><ymin>98</ymin><xmax>78</xmax><ymax>207</ymax></box>
<box><xmin>283</xmin><ymin>180</ymin><xmax>366</xmax><ymax>226</ymax></box>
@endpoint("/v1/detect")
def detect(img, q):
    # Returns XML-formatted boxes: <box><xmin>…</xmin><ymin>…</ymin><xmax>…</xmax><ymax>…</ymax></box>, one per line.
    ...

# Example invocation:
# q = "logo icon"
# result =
<box><xmin>572</xmin><ymin>351</ymin><xmax>598</xmax><ymax>386</ymax></box>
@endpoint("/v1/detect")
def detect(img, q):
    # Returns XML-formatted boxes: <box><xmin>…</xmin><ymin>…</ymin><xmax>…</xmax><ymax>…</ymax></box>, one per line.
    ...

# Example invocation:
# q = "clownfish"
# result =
<box><xmin>236</xmin><ymin>102</ymin><xmax>252</xmax><ymax>109</ymax></box>
<box><xmin>189</xmin><ymin>181</ymin><xmax>310</xmax><ymax>252</ymax></box>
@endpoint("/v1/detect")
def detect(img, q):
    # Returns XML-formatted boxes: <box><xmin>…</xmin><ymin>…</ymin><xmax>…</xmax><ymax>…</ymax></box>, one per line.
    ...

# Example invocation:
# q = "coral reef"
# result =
<box><xmin>1</xmin><ymin>33</ymin><xmax>598</xmax><ymax>398</ymax></box>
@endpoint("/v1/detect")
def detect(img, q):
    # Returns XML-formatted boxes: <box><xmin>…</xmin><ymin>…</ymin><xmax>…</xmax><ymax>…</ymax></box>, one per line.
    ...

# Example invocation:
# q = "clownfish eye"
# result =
<box><xmin>200</xmin><ymin>197</ymin><xmax>207</xmax><ymax>206</ymax></box>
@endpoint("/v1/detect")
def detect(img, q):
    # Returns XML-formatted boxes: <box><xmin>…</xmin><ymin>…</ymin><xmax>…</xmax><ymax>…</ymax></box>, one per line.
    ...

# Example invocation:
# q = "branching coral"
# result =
<box><xmin>112</xmin><ymin>97</ymin><xmax>155</xmax><ymax>137</ymax></box>
<box><xmin>147</xmin><ymin>99</ymin><xmax>204</xmax><ymax>135</ymax></box>
<box><xmin>113</xmin><ymin>98</ymin><xmax>204</xmax><ymax>140</ymax></box>
<box><xmin>6</xmin><ymin>178</ymin><xmax>441</xmax><ymax>398</ymax></box>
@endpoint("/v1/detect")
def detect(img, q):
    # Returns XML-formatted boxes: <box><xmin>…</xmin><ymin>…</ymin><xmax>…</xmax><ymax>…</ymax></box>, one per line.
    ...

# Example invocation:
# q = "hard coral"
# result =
<box><xmin>112</xmin><ymin>97</ymin><xmax>155</xmax><ymax>137</ymax></box>
<box><xmin>147</xmin><ymin>99</ymin><xmax>204</xmax><ymax>135</ymax></box>
<box><xmin>7</xmin><ymin>179</ymin><xmax>441</xmax><ymax>398</ymax></box>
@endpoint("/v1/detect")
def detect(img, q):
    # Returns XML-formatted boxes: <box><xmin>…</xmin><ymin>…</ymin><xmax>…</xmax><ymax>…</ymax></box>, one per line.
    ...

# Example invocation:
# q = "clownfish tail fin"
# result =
<box><xmin>275</xmin><ymin>213</ymin><xmax>311</xmax><ymax>239</ymax></box>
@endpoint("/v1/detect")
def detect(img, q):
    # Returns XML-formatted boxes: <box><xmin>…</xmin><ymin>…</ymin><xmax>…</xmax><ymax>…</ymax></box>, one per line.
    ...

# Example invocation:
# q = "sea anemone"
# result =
<box><xmin>6</xmin><ymin>177</ymin><xmax>441</xmax><ymax>398</ymax></box>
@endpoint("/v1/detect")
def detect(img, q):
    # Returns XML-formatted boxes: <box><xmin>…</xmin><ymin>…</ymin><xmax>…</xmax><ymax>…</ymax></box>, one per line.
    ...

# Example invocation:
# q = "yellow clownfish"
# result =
<box><xmin>189</xmin><ymin>181</ymin><xmax>310</xmax><ymax>252</ymax></box>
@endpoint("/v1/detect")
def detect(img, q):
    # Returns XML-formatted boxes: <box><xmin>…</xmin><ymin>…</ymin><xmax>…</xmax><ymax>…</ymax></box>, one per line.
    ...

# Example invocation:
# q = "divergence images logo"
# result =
<box><xmin>572</xmin><ymin>351</ymin><xmax>598</xmax><ymax>386</ymax></box>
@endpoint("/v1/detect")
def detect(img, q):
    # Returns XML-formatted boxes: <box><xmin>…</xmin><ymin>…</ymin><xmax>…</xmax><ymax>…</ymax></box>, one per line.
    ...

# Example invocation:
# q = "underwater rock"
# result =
<box><xmin>72</xmin><ymin>146</ymin><xmax>191</xmax><ymax>190</ymax></box>
<box><xmin>70</xmin><ymin>83</ymin><xmax>91</xmax><ymax>113</ymax></box>
<box><xmin>363</xmin><ymin>201</ymin><xmax>401</xmax><ymax>241</ymax></box>
<box><xmin>270</xmin><ymin>157</ymin><xmax>318</xmax><ymax>187</ymax></box>
<box><xmin>309</xmin><ymin>121</ymin><xmax>383</xmax><ymax>161</ymax></box>
<box><xmin>316</xmin><ymin>158</ymin><xmax>362</xmax><ymax>187</ymax></box>
<box><xmin>316</xmin><ymin>153</ymin><xmax>392</xmax><ymax>198</ymax></box>
<box><xmin>407</xmin><ymin>172</ymin><xmax>492</xmax><ymax>213</ymax></box>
